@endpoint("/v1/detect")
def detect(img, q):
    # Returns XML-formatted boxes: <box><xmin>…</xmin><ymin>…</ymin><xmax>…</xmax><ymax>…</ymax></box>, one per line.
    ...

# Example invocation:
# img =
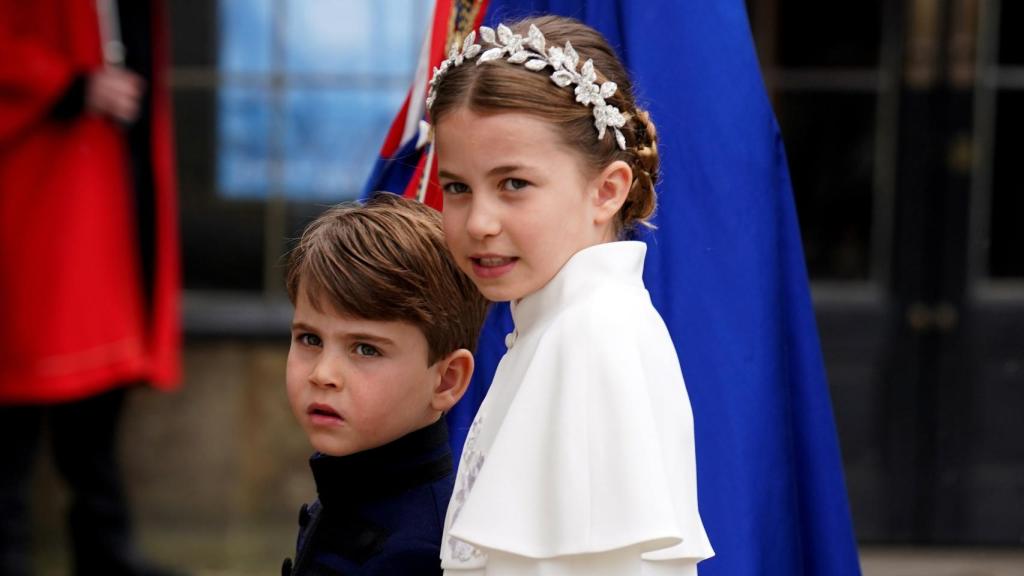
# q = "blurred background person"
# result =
<box><xmin>0</xmin><ymin>1</ymin><xmax>181</xmax><ymax>575</ymax></box>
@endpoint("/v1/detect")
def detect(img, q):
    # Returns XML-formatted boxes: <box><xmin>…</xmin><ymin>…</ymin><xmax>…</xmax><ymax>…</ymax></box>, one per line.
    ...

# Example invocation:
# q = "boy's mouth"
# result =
<box><xmin>307</xmin><ymin>402</ymin><xmax>344</xmax><ymax>426</ymax></box>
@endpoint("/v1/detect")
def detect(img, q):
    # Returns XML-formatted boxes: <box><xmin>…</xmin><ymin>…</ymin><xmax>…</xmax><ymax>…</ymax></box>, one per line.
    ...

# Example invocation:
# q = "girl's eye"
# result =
<box><xmin>501</xmin><ymin>178</ymin><xmax>530</xmax><ymax>191</ymax></box>
<box><xmin>442</xmin><ymin>182</ymin><xmax>470</xmax><ymax>195</ymax></box>
<box><xmin>297</xmin><ymin>333</ymin><xmax>322</xmax><ymax>347</ymax></box>
<box><xmin>354</xmin><ymin>343</ymin><xmax>380</xmax><ymax>357</ymax></box>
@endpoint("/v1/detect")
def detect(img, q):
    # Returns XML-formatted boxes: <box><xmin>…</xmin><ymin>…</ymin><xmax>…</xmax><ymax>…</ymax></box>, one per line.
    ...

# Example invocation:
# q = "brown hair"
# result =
<box><xmin>285</xmin><ymin>192</ymin><xmax>489</xmax><ymax>365</ymax></box>
<box><xmin>429</xmin><ymin>15</ymin><xmax>659</xmax><ymax>236</ymax></box>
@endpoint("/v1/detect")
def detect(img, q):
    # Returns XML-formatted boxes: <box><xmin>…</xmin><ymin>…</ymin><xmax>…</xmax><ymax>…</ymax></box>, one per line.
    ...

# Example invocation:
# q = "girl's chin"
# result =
<box><xmin>477</xmin><ymin>284</ymin><xmax>529</xmax><ymax>303</ymax></box>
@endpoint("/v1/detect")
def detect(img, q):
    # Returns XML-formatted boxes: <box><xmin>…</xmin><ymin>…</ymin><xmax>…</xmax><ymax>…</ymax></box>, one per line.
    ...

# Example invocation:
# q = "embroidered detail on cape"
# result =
<box><xmin>448</xmin><ymin>417</ymin><xmax>487</xmax><ymax>562</ymax></box>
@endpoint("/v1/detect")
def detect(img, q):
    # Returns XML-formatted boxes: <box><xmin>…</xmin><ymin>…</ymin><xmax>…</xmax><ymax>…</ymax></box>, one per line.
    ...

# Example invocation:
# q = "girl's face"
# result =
<box><xmin>437</xmin><ymin>108</ymin><xmax>614</xmax><ymax>302</ymax></box>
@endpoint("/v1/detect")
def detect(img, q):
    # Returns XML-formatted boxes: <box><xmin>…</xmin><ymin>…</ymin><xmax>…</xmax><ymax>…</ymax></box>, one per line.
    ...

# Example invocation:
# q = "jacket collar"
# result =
<box><xmin>309</xmin><ymin>418</ymin><xmax>452</xmax><ymax>508</ymax></box>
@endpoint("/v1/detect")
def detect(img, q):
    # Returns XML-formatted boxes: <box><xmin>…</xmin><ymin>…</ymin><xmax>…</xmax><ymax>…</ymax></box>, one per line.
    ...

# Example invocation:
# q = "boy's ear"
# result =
<box><xmin>591</xmin><ymin>160</ymin><xmax>632</xmax><ymax>226</ymax></box>
<box><xmin>431</xmin><ymin>348</ymin><xmax>474</xmax><ymax>413</ymax></box>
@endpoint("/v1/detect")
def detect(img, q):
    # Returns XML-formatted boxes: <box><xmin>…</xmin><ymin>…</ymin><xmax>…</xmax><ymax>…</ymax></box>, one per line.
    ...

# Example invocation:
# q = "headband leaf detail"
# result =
<box><xmin>427</xmin><ymin>23</ymin><xmax>628</xmax><ymax>151</ymax></box>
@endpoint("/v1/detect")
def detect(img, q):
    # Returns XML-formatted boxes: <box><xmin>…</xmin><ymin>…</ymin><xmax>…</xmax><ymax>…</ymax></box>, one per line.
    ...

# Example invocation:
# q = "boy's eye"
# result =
<box><xmin>501</xmin><ymin>178</ymin><xmax>530</xmax><ymax>191</ymax></box>
<box><xmin>353</xmin><ymin>343</ymin><xmax>380</xmax><ymax>357</ymax></box>
<box><xmin>297</xmin><ymin>333</ymin><xmax>322</xmax><ymax>347</ymax></box>
<box><xmin>442</xmin><ymin>182</ymin><xmax>470</xmax><ymax>195</ymax></box>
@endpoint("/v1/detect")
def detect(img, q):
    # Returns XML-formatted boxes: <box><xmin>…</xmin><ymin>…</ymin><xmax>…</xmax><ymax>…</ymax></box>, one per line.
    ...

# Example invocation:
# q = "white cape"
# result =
<box><xmin>442</xmin><ymin>242</ymin><xmax>713</xmax><ymax>575</ymax></box>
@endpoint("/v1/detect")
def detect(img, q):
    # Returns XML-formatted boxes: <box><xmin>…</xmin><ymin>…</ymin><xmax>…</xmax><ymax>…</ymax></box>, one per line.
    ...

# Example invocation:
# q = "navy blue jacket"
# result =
<box><xmin>282</xmin><ymin>419</ymin><xmax>454</xmax><ymax>575</ymax></box>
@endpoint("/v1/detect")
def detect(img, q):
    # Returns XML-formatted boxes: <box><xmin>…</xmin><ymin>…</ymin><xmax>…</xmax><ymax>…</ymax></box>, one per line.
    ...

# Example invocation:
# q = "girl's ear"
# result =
<box><xmin>431</xmin><ymin>349</ymin><xmax>475</xmax><ymax>413</ymax></box>
<box><xmin>591</xmin><ymin>160</ymin><xmax>633</xmax><ymax>227</ymax></box>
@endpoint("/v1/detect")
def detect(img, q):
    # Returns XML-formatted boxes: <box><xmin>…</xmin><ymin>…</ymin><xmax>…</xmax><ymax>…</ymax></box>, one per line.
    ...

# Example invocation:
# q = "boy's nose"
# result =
<box><xmin>309</xmin><ymin>358</ymin><xmax>342</xmax><ymax>389</ymax></box>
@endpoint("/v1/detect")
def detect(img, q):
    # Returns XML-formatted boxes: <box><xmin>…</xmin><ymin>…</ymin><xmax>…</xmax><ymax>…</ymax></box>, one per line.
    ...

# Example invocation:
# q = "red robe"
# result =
<box><xmin>0</xmin><ymin>0</ymin><xmax>180</xmax><ymax>402</ymax></box>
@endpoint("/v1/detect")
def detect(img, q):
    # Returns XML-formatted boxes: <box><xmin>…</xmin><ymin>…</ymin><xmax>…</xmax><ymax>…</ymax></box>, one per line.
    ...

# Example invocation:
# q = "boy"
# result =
<box><xmin>280</xmin><ymin>193</ymin><xmax>488</xmax><ymax>576</ymax></box>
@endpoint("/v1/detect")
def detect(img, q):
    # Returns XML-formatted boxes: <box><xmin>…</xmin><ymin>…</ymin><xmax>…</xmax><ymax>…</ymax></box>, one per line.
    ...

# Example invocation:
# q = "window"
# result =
<box><xmin>170</xmin><ymin>0</ymin><xmax>432</xmax><ymax>333</ymax></box>
<box><xmin>983</xmin><ymin>0</ymin><xmax>1024</xmax><ymax>279</ymax></box>
<box><xmin>748</xmin><ymin>0</ymin><xmax>892</xmax><ymax>283</ymax></box>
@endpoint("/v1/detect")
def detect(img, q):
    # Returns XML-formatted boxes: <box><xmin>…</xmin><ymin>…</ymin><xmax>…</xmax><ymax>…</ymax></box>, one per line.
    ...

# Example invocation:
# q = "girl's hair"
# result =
<box><xmin>429</xmin><ymin>15</ymin><xmax>659</xmax><ymax>236</ymax></box>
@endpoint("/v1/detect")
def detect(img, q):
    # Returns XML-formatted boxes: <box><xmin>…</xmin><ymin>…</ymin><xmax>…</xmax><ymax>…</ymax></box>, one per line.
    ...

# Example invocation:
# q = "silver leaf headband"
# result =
<box><xmin>426</xmin><ymin>23</ymin><xmax>628</xmax><ymax>151</ymax></box>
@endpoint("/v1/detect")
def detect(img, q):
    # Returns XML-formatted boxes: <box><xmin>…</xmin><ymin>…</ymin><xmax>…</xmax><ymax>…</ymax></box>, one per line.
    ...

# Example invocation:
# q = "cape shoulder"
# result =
<box><xmin>449</xmin><ymin>286</ymin><xmax>711</xmax><ymax>561</ymax></box>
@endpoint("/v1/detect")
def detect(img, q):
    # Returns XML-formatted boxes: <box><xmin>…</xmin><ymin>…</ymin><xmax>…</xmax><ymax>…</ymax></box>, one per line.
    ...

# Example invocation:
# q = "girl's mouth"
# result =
<box><xmin>307</xmin><ymin>403</ymin><xmax>344</xmax><ymax>426</ymax></box>
<box><xmin>471</xmin><ymin>255</ymin><xmax>518</xmax><ymax>279</ymax></box>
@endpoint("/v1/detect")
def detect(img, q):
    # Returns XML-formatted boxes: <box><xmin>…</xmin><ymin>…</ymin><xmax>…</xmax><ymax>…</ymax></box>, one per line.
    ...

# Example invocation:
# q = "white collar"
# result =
<box><xmin>510</xmin><ymin>241</ymin><xmax>647</xmax><ymax>339</ymax></box>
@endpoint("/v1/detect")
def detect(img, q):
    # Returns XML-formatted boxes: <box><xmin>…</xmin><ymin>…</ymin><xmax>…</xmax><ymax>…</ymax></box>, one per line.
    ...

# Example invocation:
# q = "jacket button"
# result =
<box><xmin>298</xmin><ymin>503</ymin><xmax>310</xmax><ymax>527</ymax></box>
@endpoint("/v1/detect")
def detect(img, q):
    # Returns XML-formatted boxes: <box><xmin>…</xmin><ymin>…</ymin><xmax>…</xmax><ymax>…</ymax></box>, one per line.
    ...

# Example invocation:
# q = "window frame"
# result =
<box><xmin>172</xmin><ymin>0</ymin><xmax>430</xmax><ymax>336</ymax></box>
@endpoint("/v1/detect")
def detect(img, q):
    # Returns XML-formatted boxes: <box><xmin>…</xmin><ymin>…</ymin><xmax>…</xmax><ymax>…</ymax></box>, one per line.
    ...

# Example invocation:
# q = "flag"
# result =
<box><xmin>363</xmin><ymin>1</ymin><xmax>861</xmax><ymax>574</ymax></box>
<box><xmin>360</xmin><ymin>0</ymin><xmax>489</xmax><ymax>209</ymax></box>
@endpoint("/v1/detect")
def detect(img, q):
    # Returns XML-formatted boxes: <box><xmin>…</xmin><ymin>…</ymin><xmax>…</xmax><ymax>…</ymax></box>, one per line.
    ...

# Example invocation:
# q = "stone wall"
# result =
<box><xmin>30</xmin><ymin>340</ymin><xmax>313</xmax><ymax>575</ymax></box>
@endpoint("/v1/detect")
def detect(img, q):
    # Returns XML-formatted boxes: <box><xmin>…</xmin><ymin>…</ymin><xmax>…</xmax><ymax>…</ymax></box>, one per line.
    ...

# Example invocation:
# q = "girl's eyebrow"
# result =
<box><xmin>487</xmin><ymin>164</ymin><xmax>527</xmax><ymax>177</ymax></box>
<box><xmin>439</xmin><ymin>165</ymin><xmax>529</xmax><ymax>181</ymax></box>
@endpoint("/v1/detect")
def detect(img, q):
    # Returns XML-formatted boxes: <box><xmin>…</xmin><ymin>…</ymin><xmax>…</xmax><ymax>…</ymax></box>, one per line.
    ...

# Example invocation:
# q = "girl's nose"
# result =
<box><xmin>465</xmin><ymin>197</ymin><xmax>501</xmax><ymax>239</ymax></box>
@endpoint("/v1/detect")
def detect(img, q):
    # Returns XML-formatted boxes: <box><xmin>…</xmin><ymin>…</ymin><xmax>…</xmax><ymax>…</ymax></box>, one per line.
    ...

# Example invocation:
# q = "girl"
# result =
<box><xmin>429</xmin><ymin>15</ymin><xmax>714</xmax><ymax>575</ymax></box>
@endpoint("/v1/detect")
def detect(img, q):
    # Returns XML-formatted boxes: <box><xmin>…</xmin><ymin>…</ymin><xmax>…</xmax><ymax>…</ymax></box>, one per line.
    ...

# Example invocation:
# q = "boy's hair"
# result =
<box><xmin>428</xmin><ymin>15</ymin><xmax>659</xmax><ymax>237</ymax></box>
<box><xmin>285</xmin><ymin>193</ymin><xmax>488</xmax><ymax>365</ymax></box>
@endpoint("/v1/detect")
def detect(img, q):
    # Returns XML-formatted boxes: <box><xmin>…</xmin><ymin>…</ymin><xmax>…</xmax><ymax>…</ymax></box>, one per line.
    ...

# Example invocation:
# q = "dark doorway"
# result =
<box><xmin>747</xmin><ymin>0</ymin><xmax>1024</xmax><ymax>544</ymax></box>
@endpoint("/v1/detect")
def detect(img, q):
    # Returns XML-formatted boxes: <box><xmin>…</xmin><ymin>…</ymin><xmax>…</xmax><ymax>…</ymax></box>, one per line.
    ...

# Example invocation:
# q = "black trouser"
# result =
<box><xmin>0</xmin><ymin>388</ymin><xmax>137</xmax><ymax>576</ymax></box>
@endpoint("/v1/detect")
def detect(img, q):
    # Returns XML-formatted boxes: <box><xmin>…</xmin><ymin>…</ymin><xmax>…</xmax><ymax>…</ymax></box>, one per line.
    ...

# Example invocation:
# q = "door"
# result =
<box><xmin>747</xmin><ymin>0</ymin><xmax>1024</xmax><ymax>543</ymax></box>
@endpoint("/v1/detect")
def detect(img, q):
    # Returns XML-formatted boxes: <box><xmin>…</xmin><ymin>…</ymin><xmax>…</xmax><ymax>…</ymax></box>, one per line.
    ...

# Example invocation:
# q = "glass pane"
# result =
<box><xmin>284</xmin><ymin>0</ymin><xmax>430</xmax><ymax>75</ymax></box>
<box><xmin>219</xmin><ymin>0</ymin><xmax>273</xmax><ymax>73</ymax></box>
<box><xmin>989</xmin><ymin>91</ymin><xmax>1024</xmax><ymax>278</ymax></box>
<box><xmin>217</xmin><ymin>87</ymin><xmax>273</xmax><ymax>198</ymax></box>
<box><xmin>777</xmin><ymin>1</ymin><xmax>883</xmax><ymax>68</ymax></box>
<box><xmin>176</xmin><ymin>89</ymin><xmax>267</xmax><ymax>291</ymax></box>
<box><xmin>999</xmin><ymin>1</ymin><xmax>1024</xmax><ymax>65</ymax></box>
<box><xmin>776</xmin><ymin>93</ymin><xmax>875</xmax><ymax>279</ymax></box>
<box><xmin>282</xmin><ymin>89</ymin><xmax>406</xmax><ymax>201</ymax></box>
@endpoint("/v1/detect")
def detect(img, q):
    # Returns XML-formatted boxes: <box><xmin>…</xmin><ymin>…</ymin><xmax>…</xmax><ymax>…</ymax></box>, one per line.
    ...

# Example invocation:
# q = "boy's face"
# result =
<box><xmin>286</xmin><ymin>289</ymin><xmax>443</xmax><ymax>456</ymax></box>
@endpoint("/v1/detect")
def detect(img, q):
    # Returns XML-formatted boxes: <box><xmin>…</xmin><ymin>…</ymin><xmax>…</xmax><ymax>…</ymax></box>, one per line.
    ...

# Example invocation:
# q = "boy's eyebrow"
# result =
<box><xmin>291</xmin><ymin>321</ymin><xmax>317</xmax><ymax>332</ymax></box>
<box><xmin>343</xmin><ymin>332</ymin><xmax>396</xmax><ymax>346</ymax></box>
<box><xmin>290</xmin><ymin>321</ymin><xmax>396</xmax><ymax>347</ymax></box>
